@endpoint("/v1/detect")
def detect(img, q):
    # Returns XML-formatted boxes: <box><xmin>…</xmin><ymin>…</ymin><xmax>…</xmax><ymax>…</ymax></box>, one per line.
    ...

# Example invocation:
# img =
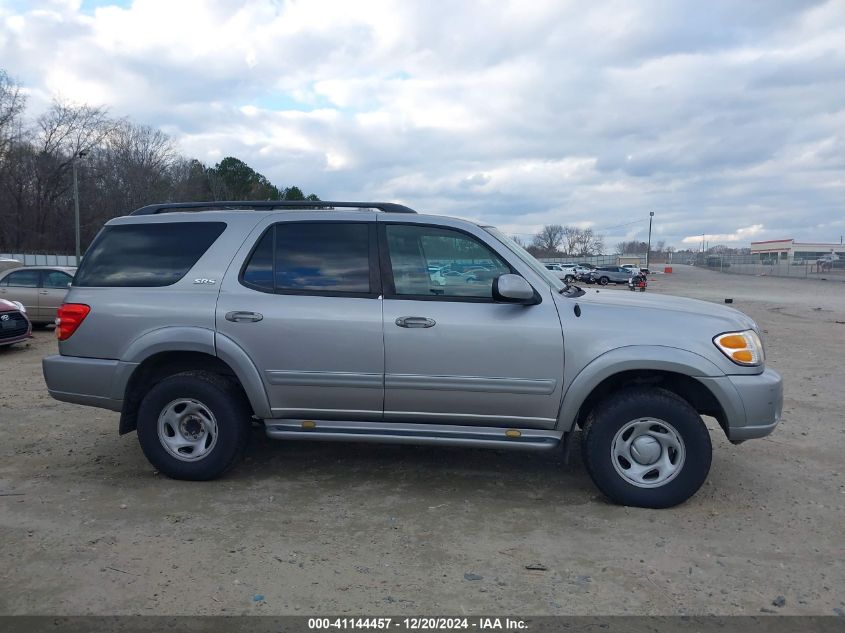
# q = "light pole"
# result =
<box><xmin>646</xmin><ymin>211</ymin><xmax>654</xmax><ymax>270</ymax></box>
<box><xmin>72</xmin><ymin>150</ymin><xmax>88</xmax><ymax>265</ymax></box>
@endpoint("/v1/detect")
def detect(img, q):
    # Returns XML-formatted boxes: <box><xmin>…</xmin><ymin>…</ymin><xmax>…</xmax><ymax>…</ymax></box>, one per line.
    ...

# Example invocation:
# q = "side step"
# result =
<box><xmin>264</xmin><ymin>420</ymin><xmax>562</xmax><ymax>451</ymax></box>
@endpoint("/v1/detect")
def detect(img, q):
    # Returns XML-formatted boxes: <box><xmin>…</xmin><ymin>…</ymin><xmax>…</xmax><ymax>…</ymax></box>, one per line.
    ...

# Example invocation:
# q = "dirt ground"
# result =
<box><xmin>0</xmin><ymin>265</ymin><xmax>843</xmax><ymax>616</ymax></box>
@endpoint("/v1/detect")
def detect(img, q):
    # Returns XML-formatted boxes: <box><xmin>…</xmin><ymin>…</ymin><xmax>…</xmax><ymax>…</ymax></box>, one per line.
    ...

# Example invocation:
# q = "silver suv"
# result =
<box><xmin>42</xmin><ymin>201</ymin><xmax>782</xmax><ymax>508</ymax></box>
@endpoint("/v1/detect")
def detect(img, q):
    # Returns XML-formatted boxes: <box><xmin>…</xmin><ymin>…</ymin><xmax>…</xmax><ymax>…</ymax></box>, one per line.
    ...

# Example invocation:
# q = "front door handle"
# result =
<box><xmin>395</xmin><ymin>316</ymin><xmax>436</xmax><ymax>328</ymax></box>
<box><xmin>225</xmin><ymin>311</ymin><xmax>264</xmax><ymax>323</ymax></box>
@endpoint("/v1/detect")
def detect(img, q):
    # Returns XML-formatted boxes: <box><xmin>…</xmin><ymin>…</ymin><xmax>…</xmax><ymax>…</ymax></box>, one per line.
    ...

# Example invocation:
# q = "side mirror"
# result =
<box><xmin>493</xmin><ymin>274</ymin><xmax>538</xmax><ymax>305</ymax></box>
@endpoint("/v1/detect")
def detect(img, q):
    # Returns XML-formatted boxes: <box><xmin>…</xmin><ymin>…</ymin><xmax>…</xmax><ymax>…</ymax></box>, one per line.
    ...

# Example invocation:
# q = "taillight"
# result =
<box><xmin>56</xmin><ymin>303</ymin><xmax>90</xmax><ymax>341</ymax></box>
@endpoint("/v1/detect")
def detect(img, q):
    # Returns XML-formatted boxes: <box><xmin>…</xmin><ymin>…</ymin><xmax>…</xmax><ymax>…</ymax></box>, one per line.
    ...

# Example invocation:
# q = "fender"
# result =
<box><xmin>556</xmin><ymin>345</ymin><xmax>727</xmax><ymax>432</ymax></box>
<box><xmin>215</xmin><ymin>332</ymin><xmax>272</xmax><ymax>419</ymax></box>
<box><xmin>111</xmin><ymin>326</ymin><xmax>272</xmax><ymax>419</ymax></box>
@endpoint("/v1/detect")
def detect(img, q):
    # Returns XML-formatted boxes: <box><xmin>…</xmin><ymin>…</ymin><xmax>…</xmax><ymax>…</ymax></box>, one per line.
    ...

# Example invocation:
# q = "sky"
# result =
<box><xmin>1</xmin><ymin>0</ymin><xmax>843</xmax><ymax>250</ymax></box>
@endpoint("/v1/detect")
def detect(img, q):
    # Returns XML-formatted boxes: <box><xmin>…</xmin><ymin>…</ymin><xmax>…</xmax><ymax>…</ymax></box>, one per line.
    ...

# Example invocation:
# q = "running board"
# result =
<box><xmin>264</xmin><ymin>420</ymin><xmax>562</xmax><ymax>451</ymax></box>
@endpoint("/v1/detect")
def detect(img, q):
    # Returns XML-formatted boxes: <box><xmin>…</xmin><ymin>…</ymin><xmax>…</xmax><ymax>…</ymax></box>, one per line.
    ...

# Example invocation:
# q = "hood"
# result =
<box><xmin>573</xmin><ymin>289</ymin><xmax>758</xmax><ymax>331</ymax></box>
<box><xmin>0</xmin><ymin>298</ymin><xmax>24</xmax><ymax>313</ymax></box>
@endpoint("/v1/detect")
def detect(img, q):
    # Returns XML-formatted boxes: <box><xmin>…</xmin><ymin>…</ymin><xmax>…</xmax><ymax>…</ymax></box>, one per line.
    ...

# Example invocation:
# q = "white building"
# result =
<box><xmin>750</xmin><ymin>239</ymin><xmax>845</xmax><ymax>263</ymax></box>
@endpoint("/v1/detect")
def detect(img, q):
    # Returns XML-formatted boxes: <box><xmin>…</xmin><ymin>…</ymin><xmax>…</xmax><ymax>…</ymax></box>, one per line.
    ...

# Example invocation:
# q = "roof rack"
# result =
<box><xmin>130</xmin><ymin>200</ymin><xmax>417</xmax><ymax>216</ymax></box>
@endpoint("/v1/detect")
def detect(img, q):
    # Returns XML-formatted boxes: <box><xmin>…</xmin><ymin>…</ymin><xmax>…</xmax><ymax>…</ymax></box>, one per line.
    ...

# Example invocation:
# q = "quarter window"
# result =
<box><xmin>74</xmin><ymin>222</ymin><xmax>226</xmax><ymax>287</ymax></box>
<box><xmin>385</xmin><ymin>225</ymin><xmax>510</xmax><ymax>299</ymax></box>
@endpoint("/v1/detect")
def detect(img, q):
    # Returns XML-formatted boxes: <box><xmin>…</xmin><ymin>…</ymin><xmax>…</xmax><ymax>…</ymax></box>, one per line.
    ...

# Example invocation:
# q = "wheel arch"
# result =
<box><xmin>557</xmin><ymin>346</ymin><xmax>734</xmax><ymax>436</ymax></box>
<box><xmin>115</xmin><ymin>328</ymin><xmax>271</xmax><ymax>435</ymax></box>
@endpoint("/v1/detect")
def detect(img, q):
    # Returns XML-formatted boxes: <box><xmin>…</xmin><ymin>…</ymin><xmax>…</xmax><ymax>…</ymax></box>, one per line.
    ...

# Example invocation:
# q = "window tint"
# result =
<box><xmin>74</xmin><ymin>222</ymin><xmax>226</xmax><ymax>287</ymax></box>
<box><xmin>5</xmin><ymin>270</ymin><xmax>39</xmax><ymax>287</ymax></box>
<box><xmin>242</xmin><ymin>229</ymin><xmax>274</xmax><ymax>291</ymax></box>
<box><xmin>242</xmin><ymin>222</ymin><xmax>372</xmax><ymax>294</ymax></box>
<box><xmin>43</xmin><ymin>270</ymin><xmax>73</xmax><ymax>289</ymax></box>
<box><xmin>385</xmin><ymin>225</ymin><xmax>510</xmax><ymax>298</ymax></box>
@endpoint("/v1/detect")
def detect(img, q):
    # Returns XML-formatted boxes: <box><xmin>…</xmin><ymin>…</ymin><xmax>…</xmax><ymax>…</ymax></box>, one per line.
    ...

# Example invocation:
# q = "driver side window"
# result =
<box><xmin>384</xmin><ymin>225</ymin><xmax>510</xmax><ymax>299</ymax></box>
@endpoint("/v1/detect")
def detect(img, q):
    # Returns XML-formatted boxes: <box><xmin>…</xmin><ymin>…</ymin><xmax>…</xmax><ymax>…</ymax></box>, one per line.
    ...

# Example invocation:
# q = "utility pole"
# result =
<box><xmin>72</xmin><ymin>150</ymin><xmax>88</xmax><ymax>265</ymax></box>
<box><xmin>646</xmin><ymin>211</ymin><xmax>654</xmax><ymax>270</ymax></box>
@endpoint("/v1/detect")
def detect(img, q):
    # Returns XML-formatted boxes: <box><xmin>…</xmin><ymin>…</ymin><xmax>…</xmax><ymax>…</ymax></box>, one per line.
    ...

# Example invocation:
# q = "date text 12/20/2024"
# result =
<box><xmin>308</xmin><ymin>618</ymin><xmax>528</xmax><ymax>630</ymax></box>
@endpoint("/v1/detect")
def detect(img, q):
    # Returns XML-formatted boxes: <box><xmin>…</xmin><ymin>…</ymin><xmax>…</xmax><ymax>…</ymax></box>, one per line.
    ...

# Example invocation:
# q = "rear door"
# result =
<box><xmin>379</xmin><ymin>221</ymin><xmax>564</xmax><ymax>429</ymax></box>
<box><xmin>216</xmin><ymin>218</ymin><xmax>385</xmax><ymax>421</ymax></box>
<box><xmin>38</xmin><ymin>269</ymin><xmax>73</xmax><ymax>322</ymax></box>
<box><xmin>0</xmin><ymin>269</ymin><xmax>40</xmax><ymax>318</ymax></box>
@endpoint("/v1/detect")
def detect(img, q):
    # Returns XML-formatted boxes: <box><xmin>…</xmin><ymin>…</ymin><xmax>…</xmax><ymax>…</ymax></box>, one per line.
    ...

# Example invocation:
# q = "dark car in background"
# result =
<box><xmin>0</xmin><ymin>298</ymin><xmax>32</xmax><ymax>347</ymax></box>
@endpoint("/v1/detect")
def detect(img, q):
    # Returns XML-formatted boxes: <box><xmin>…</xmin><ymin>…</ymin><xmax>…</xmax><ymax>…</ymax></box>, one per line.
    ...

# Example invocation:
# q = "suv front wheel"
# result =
<box><xmin>581</xmin><ymin>387</ymin><xmax>712</xmax><ymax>508</ymax></box>
<box><xmin>137</xmin><ymin>371</ymin><xmax>251</xmax><ymax>480</ymax></box>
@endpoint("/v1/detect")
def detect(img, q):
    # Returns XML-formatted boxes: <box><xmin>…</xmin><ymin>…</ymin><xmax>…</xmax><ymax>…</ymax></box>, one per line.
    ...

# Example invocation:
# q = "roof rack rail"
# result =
<box><xmin>130</xmin><ymin>200</ymin><xmax>417</xmax><ymax>216</ymax></box>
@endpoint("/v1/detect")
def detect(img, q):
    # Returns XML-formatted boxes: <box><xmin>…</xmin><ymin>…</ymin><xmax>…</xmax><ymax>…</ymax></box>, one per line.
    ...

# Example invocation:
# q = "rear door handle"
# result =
<box><xmin>225</xmin><ymin>311</ymin><xmax>263</xmax><ymax>323</ymax></box>
<box><xmin>395</xmin><ymin>316</ymin><xmax>436</xmax><ymax>328</ymax></box>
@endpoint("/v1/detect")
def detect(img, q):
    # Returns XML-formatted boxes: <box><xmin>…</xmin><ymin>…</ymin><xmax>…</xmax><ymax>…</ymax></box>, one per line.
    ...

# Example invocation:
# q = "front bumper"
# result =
<box><xmin>699</xmin><ymin>367</ymin><xmax>783</xmax><ymax>442</ymax></box>
<box><xmin>42</xmin><ymin>354</ymin><xmax>123</xmax><ymax>412</ymax></box>
<box><xmin>726</xmin><ymin>367</ymin><xmax>783</xmax><ymax>441</ymax></box>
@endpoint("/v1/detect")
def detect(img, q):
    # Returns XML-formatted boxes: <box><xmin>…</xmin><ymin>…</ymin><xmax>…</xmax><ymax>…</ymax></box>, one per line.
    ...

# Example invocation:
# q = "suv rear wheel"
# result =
<box><xmin>136</xmin><ymin>371</ymin><xmax>251</xmax><ymax>480</ymax></box>
<box><xmin>581</xmin><ymin>387</ymin><xmax>712</xmax><ymax>508</ymax></box>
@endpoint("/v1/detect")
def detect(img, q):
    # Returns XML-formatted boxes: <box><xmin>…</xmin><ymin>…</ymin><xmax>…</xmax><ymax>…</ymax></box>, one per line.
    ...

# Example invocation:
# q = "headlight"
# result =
<box><xmin>713</xmin><ymin>330</ymin><xmax>765</xmax><ymax>366</ymax></box>
<box><xmin>12</xmin><ymin>301</ymin><xmax>26</xmax><ymax>314</ymax></box>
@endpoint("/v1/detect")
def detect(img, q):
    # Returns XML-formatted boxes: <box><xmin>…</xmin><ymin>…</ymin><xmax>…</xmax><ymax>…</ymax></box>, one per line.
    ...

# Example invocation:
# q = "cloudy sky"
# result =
<box><xmin>2</xmin><ymin>0</ymin><xmax>843</xmax><ymax>249</ymax></box>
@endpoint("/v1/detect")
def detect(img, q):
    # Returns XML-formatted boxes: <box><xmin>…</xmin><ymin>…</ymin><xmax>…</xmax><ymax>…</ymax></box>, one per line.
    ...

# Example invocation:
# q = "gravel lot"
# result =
<box><xmin>1</xmin><ymin>265</ymin><xmax>843</xmax><ymax>616</ymax></box>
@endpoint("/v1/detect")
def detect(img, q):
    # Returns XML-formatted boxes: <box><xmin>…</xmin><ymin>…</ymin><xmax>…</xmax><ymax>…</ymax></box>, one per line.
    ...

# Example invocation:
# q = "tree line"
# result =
<box><xmin>521</xmin><ymin>224</ymin><xmax>605</xmax><ymax>258</ymax></box>
<box><xmin>0</xmin><ymin>69</ymin><xmax>320</xmax><ymax>254</ymax></box>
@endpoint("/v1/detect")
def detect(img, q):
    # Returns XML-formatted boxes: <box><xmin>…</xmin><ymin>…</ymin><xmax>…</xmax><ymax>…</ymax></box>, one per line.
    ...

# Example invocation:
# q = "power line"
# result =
<box><xmin>593</xmin><ymin>217</ymin><xmax>650</xmax><ymax>232</ymax></box>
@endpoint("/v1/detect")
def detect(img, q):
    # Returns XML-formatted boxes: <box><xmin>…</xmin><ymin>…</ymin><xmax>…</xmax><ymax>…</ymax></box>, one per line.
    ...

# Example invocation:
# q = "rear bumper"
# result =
<box><xmin>42</xmin><ymin>354</ymin><xmax>123</xmax><ymax>412</ymax></box>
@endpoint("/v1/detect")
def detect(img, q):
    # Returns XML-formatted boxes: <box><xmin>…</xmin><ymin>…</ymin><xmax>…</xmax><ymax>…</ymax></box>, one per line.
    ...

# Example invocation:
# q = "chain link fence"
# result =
<box><xmin>690</xmin><ymin>253</ymin><xmax>845</xmax><ymax>280</ymax></box>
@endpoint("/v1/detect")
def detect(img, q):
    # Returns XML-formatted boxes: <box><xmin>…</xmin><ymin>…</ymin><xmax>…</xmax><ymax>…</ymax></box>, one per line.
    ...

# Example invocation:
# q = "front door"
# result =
<box><xmin>216</xmin><ymin>219</ymin><xmax>384</xmax><ymax>421</ymax></box>
<box><xmin>379</xmin><ymin>222</ymin><xmax>564</xmax><ymax>429</ymax></box>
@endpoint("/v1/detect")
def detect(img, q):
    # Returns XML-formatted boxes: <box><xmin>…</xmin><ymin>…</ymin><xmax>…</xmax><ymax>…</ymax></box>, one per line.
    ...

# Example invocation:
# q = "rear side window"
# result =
<box><xmin>241</xmin><ymin>222</ymin><xmax>373</xmax><ymax>295</ymax></box>
<box><xmin>43</xmin><ymin>270</ymin><xmax>73</xmax><ymax>288</ymax></box>
<box><xmin>75</xmin><ymin>222</ymin><xmax>226</xmax><ymax>287</ymax></box>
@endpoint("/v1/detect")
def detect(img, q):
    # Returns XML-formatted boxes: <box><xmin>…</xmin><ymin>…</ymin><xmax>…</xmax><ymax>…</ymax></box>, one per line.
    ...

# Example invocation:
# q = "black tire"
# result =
<box><xmin>564</xmin><ymin>275</ymin><xmax>574</xmax><ymax>282</ymax></box>
<box><xmin>136</xmin><ymin>371</ymin><xmax>251</xmax><ymax>480</ymax></box>
<box><xmin>599</xmin><ymin>276</ymin><xmax>609</xmax><ymax>285</ymax></box>
<box><xmin>581</xmin><ymin>387</ymin><xmax>712</xmax><ymax>508</ymax></box>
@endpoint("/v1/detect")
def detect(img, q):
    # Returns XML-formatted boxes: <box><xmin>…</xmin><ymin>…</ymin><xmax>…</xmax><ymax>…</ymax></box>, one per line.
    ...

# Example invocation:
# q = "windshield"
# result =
<box><xmin>484</xmin><ymin>227</ymin><xmax>566</xmax><ymax>292</ymax></box>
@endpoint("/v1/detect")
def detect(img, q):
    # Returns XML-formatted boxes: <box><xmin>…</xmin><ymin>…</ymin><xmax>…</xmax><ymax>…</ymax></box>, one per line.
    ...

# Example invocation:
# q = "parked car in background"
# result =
<box><xmin>589</xmin><ymin>266</ymin><xmax>632</xmax><ymax>285</ymax></box>
<box><xmin>573</xmin><ymin>263</ymin><xmax>595</xmax><ymax>282</ymax></box>
<box><xmin>0</xmin><ymin>258</ymin><xmax>23</xmax><ymax>274</ymax></box>
<box><xmin>544</xmin><ymin>263</ymin><xmax>576</xmax><ymax>281</ymax></box>
<box><xmin>0</xmin><ymin>266</ymin><xmax>77</xmax><ymax>325</ymax></box>
<box><xmin>621</xmin><ymin>264</ymin><xmax>641</xmax><ymax>276</ymax></box>
<box><xmin>0</xmin><ymin>298</ymin><xmax>32</xmax><ymax>347</ymax></box>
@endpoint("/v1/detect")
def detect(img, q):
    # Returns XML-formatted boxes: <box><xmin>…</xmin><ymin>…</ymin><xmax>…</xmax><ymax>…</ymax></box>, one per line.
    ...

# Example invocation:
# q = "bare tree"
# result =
<box><xmin>532</xmin><ymin>224</ymin><xmax>565</xmax><ymax>255</ymax></box>
<box><xmin>0</xmin><ymin>70</ymin><xmax>25</xmax><ymax>163</ymax></box>
<box><xmin>571</xmin><ymin>227</ymin><xmax>604</xmax><ymax>256</ymax></box>
<box><xmin>563</xmin><ymin>226</ymin><xmax>581</xmax><ymax>256</ymax></box>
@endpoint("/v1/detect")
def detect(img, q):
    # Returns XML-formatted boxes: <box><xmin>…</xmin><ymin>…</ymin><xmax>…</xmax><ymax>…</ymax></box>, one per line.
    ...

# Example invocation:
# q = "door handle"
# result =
<box><xmin>395</xmin><ymin>316</ymin><xmax>436</xmax><ymax>328</ymax></box>
<box><xmin>39</xmin><ymin>291</ymin><xmax>49</xmax><ymax>295</ymax></box>
<box><xmin>225</xmin><ymin>311</ymin><xmax>264</xmax><ymax>323</ymax></box>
